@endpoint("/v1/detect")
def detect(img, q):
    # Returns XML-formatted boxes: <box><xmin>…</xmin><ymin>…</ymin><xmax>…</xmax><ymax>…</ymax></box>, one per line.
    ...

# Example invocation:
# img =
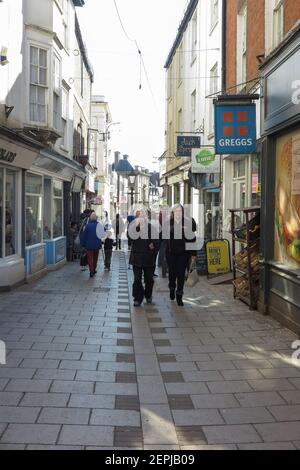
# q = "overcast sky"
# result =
<box><xmin>77</xmin><ymin>0</ymin><xmax>188</xmax><ymax>170</ymax></box>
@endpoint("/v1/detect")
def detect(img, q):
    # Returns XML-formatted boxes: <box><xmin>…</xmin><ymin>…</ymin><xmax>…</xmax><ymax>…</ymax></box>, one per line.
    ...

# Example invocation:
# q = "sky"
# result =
<box><xmin>77</xmin><ymin>0</ymin><xmax>188</xmax><ymax>171</ymax></box>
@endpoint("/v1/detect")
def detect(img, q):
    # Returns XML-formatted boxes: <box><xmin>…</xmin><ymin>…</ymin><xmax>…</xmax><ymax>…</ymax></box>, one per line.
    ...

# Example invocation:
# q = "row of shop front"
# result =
<box><xmin>160</xmin><ymin>25</ymin><xmax>300</xmax><ymax>334</ymax></box>
<box><xmin>0</xmin><ymin>125</ymin><xmax>85</xmax><ymax>291</ymax></box>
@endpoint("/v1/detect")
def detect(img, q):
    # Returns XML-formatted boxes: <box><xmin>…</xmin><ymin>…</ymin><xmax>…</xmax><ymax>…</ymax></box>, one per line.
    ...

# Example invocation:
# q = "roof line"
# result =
<box><xmin>75</xmin><ymin>13</ymin><xmax>94</xmax><ymax>83</ymax></box>
<box><xmin>164</xmin><ymin>0</ymin><xmax>199</xmax><ymax>69</ymax></box>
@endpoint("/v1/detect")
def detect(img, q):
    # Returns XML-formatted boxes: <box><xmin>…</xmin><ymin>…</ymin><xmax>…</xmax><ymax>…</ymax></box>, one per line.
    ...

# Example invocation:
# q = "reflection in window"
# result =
<box><xmin>53</xmin><ymin>180</ymin><xmax>63</xmax><ymax>238</ymax></box>
<box><xmin>5</xmin><ymin>170</ymin><xmax>16</xmax><ymax>256</ymax></box>
<box><xmin>26</xmin><ymin>173</ymin><xmax>43</xmax><ymax>246</ymax></box>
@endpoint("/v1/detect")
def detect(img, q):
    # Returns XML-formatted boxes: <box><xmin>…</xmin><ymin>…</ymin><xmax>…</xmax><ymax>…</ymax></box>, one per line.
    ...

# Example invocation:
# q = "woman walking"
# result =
<box><xmin>165</xmin><ymin>205</ymin><xmax>197</xmax><ymax>307</ymax></box>
<box><xmin>80</xmin><ymin>213</ymin><xmax>104</xmax><ymax>278</ymax></box>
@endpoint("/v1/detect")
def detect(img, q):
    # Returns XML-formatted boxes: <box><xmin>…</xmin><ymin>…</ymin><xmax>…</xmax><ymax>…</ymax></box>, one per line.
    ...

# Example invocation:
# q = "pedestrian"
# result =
<box><xmin>104</xmin><ymin>230</ymin><xmax>115</xmax><ymax>270</ymax></box>
<box><xmin>165</xmin><ymin>205</ymin><xmax>197</xmax><ymax>307</ymax></box>
<box><xmin>158</xmin><ymin>206</ymin><xmax>170</xmax><ymax>278</ymax></box>
<box><xmin>114</xmin><ymin>213</ymin><xmax>124</xmax><ymax>250</ymax></box>
<box><xmin>129</xmin><ymin>211</ymin><xmax>160</xmax><ymax>307</ymax></box>
<box><xmin>80</xmin><ymin>213</ymin><xmax>104</xmax><ymax>278</ymax></box>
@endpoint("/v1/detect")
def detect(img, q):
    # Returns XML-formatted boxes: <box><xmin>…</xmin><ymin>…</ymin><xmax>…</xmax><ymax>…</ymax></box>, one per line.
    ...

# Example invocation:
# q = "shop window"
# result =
<box><xmin>53</xmin><ymin>180</ymin><xmax>63</xmax><ymax>238</ymax></box>
<box><xmin>26</xmin><ymin>173</ymin><xmax>43</xmax><ymax>247</ymax></box>
<box><xmin>5</xmin><ymin>170</ymin><xmax>17</xmax><ymax>256</ymax></box>
<box><xmin>251</xmin><ymin>155</ymin><xmax>261</xmax><ymax>207</ymax></box>
<box><xmin>174</xmin><ymin>183</ymin><xmax>180</xmax><ymax>204</ymax></box>
<box><xmin>43</xmin><ymin>178</ymin><xmax>52</xmax><ymax>239</ymax></box>
<box><xmin>0</xmin><ymin>168</ymin><xmax>18</xmax><ymax>258</ymax></box>
<box><xmin>274</xmin><ymin>130</ymin><xmax>300</xmax><ymax>269</ymax></box>
<box><xmin>184</xmin><ymin>181</ymin><xmax>191</xmax><ymax>205</ymax></box>
<box><xmin>0</xmin><ymin>168</ymin><xmax>3</xmax><ymax>258</ymax></box>
<box><xmin>234</xmin><ymin>159</ymin><xmax>246</xmax><ymax>178</ymax></box>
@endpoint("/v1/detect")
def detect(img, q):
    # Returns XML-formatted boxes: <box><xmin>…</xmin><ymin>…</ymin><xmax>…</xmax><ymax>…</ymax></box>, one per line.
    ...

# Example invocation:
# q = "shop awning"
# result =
<box><xmin>32</xmin><ymin>148</ymin><xmax>86</xmax><ymax>181</ymax></box>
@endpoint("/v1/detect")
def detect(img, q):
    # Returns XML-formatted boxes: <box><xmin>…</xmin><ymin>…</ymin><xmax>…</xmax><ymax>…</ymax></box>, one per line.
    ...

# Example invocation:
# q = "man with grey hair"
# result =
<box><xmin>80</xmin><ymin>213</ymin><xmax>104</xmax><ymax>278</ymax></box>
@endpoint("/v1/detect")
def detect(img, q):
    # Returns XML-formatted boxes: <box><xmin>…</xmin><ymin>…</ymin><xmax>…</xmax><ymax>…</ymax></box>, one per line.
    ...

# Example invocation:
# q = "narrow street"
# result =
<box><xmin>0</xmin><ymin>252</ymin><xmax>299</xmax><ymax>450</ymax></box>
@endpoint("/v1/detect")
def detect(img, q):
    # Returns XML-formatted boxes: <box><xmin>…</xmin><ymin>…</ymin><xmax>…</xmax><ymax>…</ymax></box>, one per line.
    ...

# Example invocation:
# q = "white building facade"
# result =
<box><xmin>0</xmin><ymin>0</ymin><xmax>89</xmax><ymax>289</ymax></box>
<box><xmin>161</xmin><ymin>0</ymin><xmax>223</xmax><ymax>237</ymax></box>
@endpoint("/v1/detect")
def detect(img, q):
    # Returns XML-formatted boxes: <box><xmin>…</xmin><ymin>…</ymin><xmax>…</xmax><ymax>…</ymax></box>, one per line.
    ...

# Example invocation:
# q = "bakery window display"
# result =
<box><xmin>275</xmin><ymin>131</ymin><xmax>300</xmax><ymax>269</ymax></box>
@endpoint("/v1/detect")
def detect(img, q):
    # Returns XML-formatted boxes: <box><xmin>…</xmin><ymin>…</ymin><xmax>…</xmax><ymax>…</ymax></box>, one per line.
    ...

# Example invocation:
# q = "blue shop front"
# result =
<box><xmin>25</xmin><ymin>148</ymin><xmax>85</xmax><ymax>281</ymax></box>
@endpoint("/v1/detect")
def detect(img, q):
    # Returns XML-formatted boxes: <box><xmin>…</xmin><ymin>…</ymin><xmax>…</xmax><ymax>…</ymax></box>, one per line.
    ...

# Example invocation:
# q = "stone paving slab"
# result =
<box><xmin>0</xmin><ymin>252</ymin><xmax>299</xmax><ymax>449</ymax></box>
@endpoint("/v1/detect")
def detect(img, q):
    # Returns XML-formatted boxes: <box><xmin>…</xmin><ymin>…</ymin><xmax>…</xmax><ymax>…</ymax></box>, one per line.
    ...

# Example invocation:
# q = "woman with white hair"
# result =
<box><xmin>80</xmin><ymin>212</ymin><xmax>104</xmax><ymax>278</ymax></box>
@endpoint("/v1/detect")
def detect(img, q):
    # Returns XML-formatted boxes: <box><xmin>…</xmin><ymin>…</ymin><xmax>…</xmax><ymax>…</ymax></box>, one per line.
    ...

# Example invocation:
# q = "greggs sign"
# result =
<box><xmin>215</xmin><ymin>103</ymin><xmax>257</xmax><ymax>154</ymax></box>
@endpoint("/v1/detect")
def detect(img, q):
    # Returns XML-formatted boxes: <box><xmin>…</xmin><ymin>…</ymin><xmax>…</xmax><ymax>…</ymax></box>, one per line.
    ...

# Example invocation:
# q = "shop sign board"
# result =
<box><xmin>215</xmin><ymin>104</ymin><xmax>257</xmax><ymax>154</ymax></box>
<box><xmin>177</xmin><ymin>136</ymin><xmax>201</xmax><ymax>157</ymax></box>
<box><xmin>206</xmin><ymin>239</ymin><xmax>231</xmax><ymax>276</ymax></box>
<box><xmin>191</xmin><ymin>149</ymin><xmax>220</xmax><ymax>173</ymax></box>
<box><xmin>0</xmin><ymin>139</ymin><xmax>37</xmax><ymax>169</ymax></box>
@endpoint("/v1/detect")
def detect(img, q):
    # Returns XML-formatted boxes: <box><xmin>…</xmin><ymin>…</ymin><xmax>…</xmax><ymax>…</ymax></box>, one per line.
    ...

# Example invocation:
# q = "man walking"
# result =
<box><xmin>80</xmin><ymin>213</ymin><xmax>104</xmax><ymax>278</ymax></box>
<box><xmin>129</xmin><ymin>211</ymin><xmax>160</xmax><ymax>307</ymax></box>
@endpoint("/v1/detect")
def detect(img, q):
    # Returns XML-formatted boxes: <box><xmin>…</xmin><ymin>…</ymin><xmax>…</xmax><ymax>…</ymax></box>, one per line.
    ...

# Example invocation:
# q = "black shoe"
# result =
<box><xmin>146</xmin><ymin>298</ymin><xmax>154</xmax><ymax>305</ymax></box>
<box><xmin>153</xmin><ymin>273</ymin><xmax>158</xmax><ymax>278</ymax></box>
<box><xmin>134</xmin><ymin>300</ymin><xmax>142</xmax><ymax>307</ymax></box>
<box><xmin>170</xmin><ymin>289</ymin><xmax>175</xmax><ymax>300</ymax></box>
<box><xmin>90</xmin><ymin>272</ymin><xmax>95</xmax><ymax>278</ymax></box>
<box><xmin>176</xmin><ymin>294</ymin><xmax>184</xmax><ymax>307</ymax></box>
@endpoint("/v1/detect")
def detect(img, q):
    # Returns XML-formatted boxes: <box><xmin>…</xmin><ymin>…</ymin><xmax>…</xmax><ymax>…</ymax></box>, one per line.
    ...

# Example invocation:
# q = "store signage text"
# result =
<box><xmin>177</xmin><ymin>136</ymin><xmax>201</xmax><ymax>157</ymax></box>
<box><xmin>214</xmin><ymin>104</ymin><xmax>257</xmax><ymax>154</ymax></box>
<box><xmin>0</xmin><ymin>147</ymin><xmax>16</xmax><ymax>163</ymax></box>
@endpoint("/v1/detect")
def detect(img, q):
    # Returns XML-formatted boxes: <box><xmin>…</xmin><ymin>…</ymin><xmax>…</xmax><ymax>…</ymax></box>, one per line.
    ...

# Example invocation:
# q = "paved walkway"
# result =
<box><xmin>0</xmin><ymin>251</ymin><xmax>300</xmax><ymax>450</ymax></box>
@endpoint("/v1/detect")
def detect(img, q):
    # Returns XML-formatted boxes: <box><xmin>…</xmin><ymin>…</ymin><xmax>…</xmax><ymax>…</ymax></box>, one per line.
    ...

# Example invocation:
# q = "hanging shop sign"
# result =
<box><xmin>214</xmin><ymin>103</ymin><xmax>257</xmax><ymax>154</ymax></box>
<box><xmin>191</xmin><ymin>149</ymin><xmax>220</xmax><ymax>174</ymax></box>
<box><xmin>177</xmin><ymin>136</ymin><xmax>201</xmax><ymax>157</ymax></box>
<box><xmin>206</xmin><ymin>239</ymin><xmax>231</xmax><ymax>276</ymax></box>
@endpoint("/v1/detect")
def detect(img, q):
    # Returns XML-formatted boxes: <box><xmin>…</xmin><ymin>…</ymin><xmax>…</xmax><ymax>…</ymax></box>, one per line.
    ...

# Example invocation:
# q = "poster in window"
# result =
<box><xmin>274</xmin><ymin>130</ymin><xmax>300</xmax><ymax>268</ymax></box>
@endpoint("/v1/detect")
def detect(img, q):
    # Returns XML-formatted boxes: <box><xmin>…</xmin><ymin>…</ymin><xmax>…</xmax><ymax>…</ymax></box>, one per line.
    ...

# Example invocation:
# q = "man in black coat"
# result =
<box><xmin>128</xmin><ymin>211</ymin><xmax>160</xmax><ymax>307</ymax></box>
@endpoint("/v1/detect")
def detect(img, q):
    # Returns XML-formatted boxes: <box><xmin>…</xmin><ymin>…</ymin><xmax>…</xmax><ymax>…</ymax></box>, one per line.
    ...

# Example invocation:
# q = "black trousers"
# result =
<box><xmin>167</xmin><ymin>253</ymin><xmax>191</xmax><ymax>295</ymax></box>
<box><xmin>132</xmin><ymin>266</ymin><xmax>155</xmax><ymax>303</ymax></box>
<box><xmin>104</xmin><ymin>249</ymin><xmax>112</xmax><ymax>268</ymax></box>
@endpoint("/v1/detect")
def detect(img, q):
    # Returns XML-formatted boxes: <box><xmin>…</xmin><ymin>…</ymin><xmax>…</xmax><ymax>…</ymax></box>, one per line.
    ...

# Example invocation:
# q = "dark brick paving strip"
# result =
<box><xmin>115</xmin><ymin>396</ymin><xmax>140</xmax><ymax>411</ymax></box>
<box><xmin>168</xmin><ymin>395</ymin><xmax>195</xmax><ymax>410</ymax></box>
<box><xmin>116</xmin><ymin>372</ymin><xmax>137</xmax><ymax>383</ymax></box>
<box><xmin>158</xmin><ymin>354</ymin><xmax>177</xmax><ymax>363</ymax></box>
<box><xmin>175</xmin><ymin>427</ymin><xmax>207</xmax><ymax>446</ymax></box>
<box><xmin>161</xmin><ymin>372</ymin><xmax>185</xmax><ymax>383</ymax></box>
<box><xmin>114</xmin><ymin>427</ymin><xmax>143</xmax><ymax>448</ymax></box>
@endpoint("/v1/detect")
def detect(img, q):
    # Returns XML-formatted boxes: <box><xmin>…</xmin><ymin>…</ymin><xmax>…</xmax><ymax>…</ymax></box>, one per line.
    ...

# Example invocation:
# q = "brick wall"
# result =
<box><xmin>246</xmin><ymin>0</ymin><xmax>265</xmax><ymax>84</ymax></box>
<box><xmin>226</xmin><ymin>0</ymin><xmax>265</xmax><ymax>93</ymax></box>
<box><xmin>284</xmin><ymin>0</ymin><xmax>300</xmax><ymax>33</ymax></box>
<box><xmin>225</xmin><ymin>0</ymin><xmax>238</xmax><ymax>93</ymax></box>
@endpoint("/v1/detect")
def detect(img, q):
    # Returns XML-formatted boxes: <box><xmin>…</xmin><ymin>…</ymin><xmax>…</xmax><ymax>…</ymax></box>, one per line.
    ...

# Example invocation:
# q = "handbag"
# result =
<box><xmin>185</xmin><ymin>260</ymin><xmax>199</xmax><ymax>288</ymax></box>
<box><xmin>74</xmin><ymin>234</ymin><xmax>81</xmax><ymax>247</ymax></box>
<box><xmin>80</xmin><ymin>250</ymin><xmax>88</xmax><ymax>267</ymax></box>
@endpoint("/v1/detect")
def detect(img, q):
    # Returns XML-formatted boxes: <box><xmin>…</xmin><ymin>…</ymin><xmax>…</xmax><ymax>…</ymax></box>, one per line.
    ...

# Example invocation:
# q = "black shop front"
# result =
<box><xmin>259</xmin><ymin>24</ymin><xmax>300</xmax><ymax>334</ymax></box>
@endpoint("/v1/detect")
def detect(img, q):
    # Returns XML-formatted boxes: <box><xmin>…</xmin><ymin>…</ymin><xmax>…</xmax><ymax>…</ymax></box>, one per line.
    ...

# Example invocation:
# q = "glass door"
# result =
<box><xmin>5</xmin><ymin>170</ymin><xmax>17</xmax><ymax>256</ymax></box>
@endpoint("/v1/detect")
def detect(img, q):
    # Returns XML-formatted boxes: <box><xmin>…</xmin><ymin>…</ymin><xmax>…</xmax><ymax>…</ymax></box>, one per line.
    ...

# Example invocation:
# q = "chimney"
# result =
<box><xmin>114</xmin><ymin>151</ymin><xmax>121</xmax><ymax>165</ymax></box>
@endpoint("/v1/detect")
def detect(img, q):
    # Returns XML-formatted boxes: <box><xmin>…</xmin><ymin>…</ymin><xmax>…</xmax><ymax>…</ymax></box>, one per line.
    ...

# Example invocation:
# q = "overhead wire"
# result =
<box><xmin>113</xmin><ymin>0</ymin><xmax>159</xmax><ymax>113</ymax></box>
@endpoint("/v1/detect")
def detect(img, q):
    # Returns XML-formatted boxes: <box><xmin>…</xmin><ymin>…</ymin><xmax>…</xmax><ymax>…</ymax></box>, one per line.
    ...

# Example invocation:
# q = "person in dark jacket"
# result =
<box><xmin>80</xmin><ymin>213</ymin><xmax>103</xmax><ymax>277</ymax></box>
<box><xmin>165</xmin><ymin>205</ymin><xmax>197</xmax><ymax>306</ymax></box>
<box><xmin>129</xmin><ymin>211</ymin><xmax>160</xmax><ymax>307</ymax></box>
<box><xmin>104</xmin><ymin>230</ymin><xmax>115</xmax><ymax>270</ymax></box>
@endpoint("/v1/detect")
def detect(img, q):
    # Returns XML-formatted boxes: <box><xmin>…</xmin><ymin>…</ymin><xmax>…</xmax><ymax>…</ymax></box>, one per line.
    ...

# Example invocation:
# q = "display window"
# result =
<box><xmin>26</xmin><ymin>173</ymin><xmax>43</xmax><ymax>246</ymax></box>
<box><xmin>274</xmin><ymin>129</ymin><xmax>300</xmax><ymax>269</ymax></box>
<box><xmin>0</xmin><ymin>167</ymin><xmax>18</xmax><ymax>258</ymax></box>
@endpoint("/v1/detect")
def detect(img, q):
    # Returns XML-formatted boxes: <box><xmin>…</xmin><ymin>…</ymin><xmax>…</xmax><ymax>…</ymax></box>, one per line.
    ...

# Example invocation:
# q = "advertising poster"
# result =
<box><xmin>274</xmin><ymin>130</ymin><xmax>300</xmax><ymax>268</ymax></box>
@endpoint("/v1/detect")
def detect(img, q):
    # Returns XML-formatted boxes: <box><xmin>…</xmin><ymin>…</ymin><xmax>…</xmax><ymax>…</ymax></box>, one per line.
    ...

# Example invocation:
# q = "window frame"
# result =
<box><xmin>25</xmin><ymin>172</ymin><xmax>44</xmax><ymax>247</ymax></box>
<box><xmin>29</xmin><ymin>44</ymin><xmax>49</xmax><ymax>125</ymax></box>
